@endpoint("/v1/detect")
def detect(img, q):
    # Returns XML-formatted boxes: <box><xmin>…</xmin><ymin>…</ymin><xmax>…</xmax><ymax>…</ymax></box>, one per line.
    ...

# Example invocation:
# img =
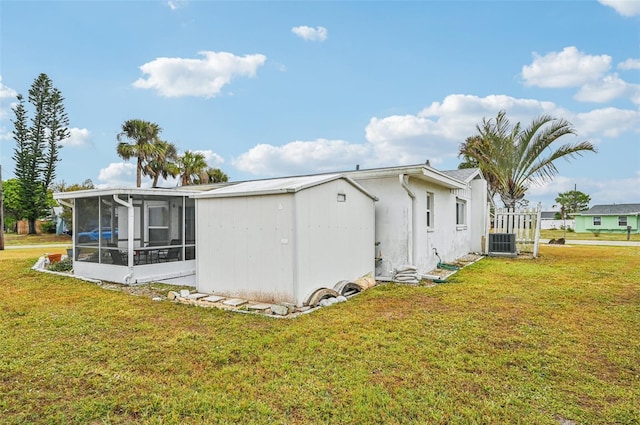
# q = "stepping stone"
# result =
<box><xmin>223</xmin><ymin>298</ymin><xmax>247</xmax><ymax>307</ymax></box>
<box><xmin>186</xmin><ymin>293</ymin><xmax>208</xmax><ymax>300</ymax></box>
<box><xmin>201</xmin><ymin>295</ymin><xmax>225</xmax><ymax>303</ymax></box>
<box><xmin>247</xmin><ymin>303</ymin><xmax>272</xmax><ymax>312</ymax></box>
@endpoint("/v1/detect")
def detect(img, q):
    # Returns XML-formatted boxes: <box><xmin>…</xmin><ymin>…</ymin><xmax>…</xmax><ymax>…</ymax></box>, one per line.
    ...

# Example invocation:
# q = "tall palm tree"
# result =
<box><xmin>177</xmin><ymin>150</ymin><xmax>209</xmax><ymax>186</ymax></box>
<box><xmin>459</xmin><ymin>110</ymin><xmax>597</xmax><ymax>209</ymax></box>
<box><xmin>116</xmin><ymin>119</ymin><xmax>161</xmax><ymax>187</ymax></box>
<box><xmin>144</xmin><ymin>140</ymin><xmax>179</xmax><ymax>187</ymax></box>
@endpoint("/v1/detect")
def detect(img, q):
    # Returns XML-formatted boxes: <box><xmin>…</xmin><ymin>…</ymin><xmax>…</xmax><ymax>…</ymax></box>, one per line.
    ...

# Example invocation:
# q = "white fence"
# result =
<box><xmin>489</xmin><ymin>204</ymin><xmax>542</xmax><ymax>257</ymax></box>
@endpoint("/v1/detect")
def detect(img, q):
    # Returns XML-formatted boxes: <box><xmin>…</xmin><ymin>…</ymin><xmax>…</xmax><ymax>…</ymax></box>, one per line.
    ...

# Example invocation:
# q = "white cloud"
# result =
<box><xmin>133</xmin><ymin>51</ymin><xmax>267</xmax><ymax>98</ymax></box>
<box><xmin>61</xmin><ymin>128</ymin><xmax>91</xmax><ymax>147</ymax></box>
<box><xmin>291</xmin><ymin>26</ymin><xmax>328</xmax><ymax>42</ymax></box>
<box><xmin>0</xmin><ymin>75</ymin><xmax>17</xmax><ymax>120</ymax></box>
<box><xmin>192</xmin><ymin>149</ymin><xmax>224</xmax><ymax>167</ymax></box>
<box><xmin>233</xmin><ymin>139</ymin><xmax>370</xmax><ymax>176</ymax></box>
<box><xmin>573</xmin><ymin>107</ymin><xmax>640</xmax><ymax>138</ymax></box>
<box><xmin>167</xmin><ymin>0</ymin><xmax>188</xmax><ymax>10</ymax></box>
<box><xmin>618</xmin><ymin>58</ymin><xmax>640</xmax><ymax>70</ymax></box>
<box><xmin>574</xmin><ymin>73</ymin><xmax>640</xmax><ymax>104</ymax></box>
<box><xmin>97</xmin><ymin>162</ymin><xmax>140</xmax><ymax>188</ymax></box>
<box><xmin>232</xmin><ymin>94</ymin><xmax>638</xmax><ymax>179</ymax></box>
<box><xmin>598</xmin><ymin>0</ymin><xmax>640</xmax><ymax>16</ymax></box>
<box><xmin>521</xmin><ymin>46</ymin><xmax>611</xmax><ymax>88</ymax></box>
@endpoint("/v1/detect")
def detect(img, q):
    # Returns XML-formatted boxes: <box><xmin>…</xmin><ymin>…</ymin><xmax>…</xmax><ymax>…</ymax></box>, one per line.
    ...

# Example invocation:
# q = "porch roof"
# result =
<box><xmin>53</xmin><ymin>187</ymin><xmax>199</xmax><ymax>202</ymax></box>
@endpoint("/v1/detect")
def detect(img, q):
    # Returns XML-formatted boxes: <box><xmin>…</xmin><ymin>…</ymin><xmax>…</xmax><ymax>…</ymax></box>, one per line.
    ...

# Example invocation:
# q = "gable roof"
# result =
<box><xmin>576</xmin><ymin>203</ymin><xmax>640</xmax><ymax>216</ymax></box>
<box><xmin>341</xmin><ymin>164</ymin><xmax>468</xmax><ymax>190</ymax></box>
<box><xmin>192</xmin><ymin>174</ymin><xmax>378</xmax><ymax>200</ymax></box>
<box><xmin>441</xmin><ymin>168</ymin><xmax>483</xmax><ymax>183</ymax></box>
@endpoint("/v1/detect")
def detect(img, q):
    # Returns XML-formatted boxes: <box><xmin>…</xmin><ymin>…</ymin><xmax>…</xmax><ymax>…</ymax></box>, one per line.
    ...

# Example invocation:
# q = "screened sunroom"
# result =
<box><xmin>54</xmin><ymin>188</ymin><xmax>198</xmax><ymax>285</ymax></box>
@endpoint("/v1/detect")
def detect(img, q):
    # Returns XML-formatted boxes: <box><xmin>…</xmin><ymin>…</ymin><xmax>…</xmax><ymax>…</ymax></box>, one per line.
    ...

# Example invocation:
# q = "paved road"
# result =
<box><xmin>540</xmin><ymin>239</ymin><xmax>640</xmax><ymax>247</ymax></box>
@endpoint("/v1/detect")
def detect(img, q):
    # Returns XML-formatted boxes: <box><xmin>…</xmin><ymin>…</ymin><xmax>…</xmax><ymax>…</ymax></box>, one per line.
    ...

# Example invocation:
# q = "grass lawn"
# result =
<box><xmin>540</xmin><ymin>229</ymin><xmax>640</xmax><ymax>242</ymax></box>
<box><xmin>1</xmin><ymin>245</ymin><xmax>639</xmax><ymax>424</ymax></box>
<box><xmin>3</xmin><ymin>232</ymin><xmax>72</xmax><ymax>246</ymax></box>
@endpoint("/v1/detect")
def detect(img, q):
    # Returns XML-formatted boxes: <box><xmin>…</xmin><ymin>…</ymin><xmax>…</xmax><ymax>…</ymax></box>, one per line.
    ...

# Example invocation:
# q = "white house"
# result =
<box><xmin>192</xmin><ymin>174</ymin><xmax>377</xmax><ymax>306</ymax></box>
<box><xmin>53</xmin><ymin>163</ymin><xmax>488</xmax><ymax>306</ymax></box>
<box><xmin>341</xmin><ymin>165</ymin><xmax>487</xmax><ymax>279</ymax></box>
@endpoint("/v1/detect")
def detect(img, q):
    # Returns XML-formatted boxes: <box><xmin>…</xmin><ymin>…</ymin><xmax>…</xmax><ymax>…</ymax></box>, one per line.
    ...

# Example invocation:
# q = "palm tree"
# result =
<box><xmin>116</xmin><ymin>119</ymin><xmax>161</xmax><ymax>187</ymax></box>
<box><xmin>459</xmin><ymin>110</ymin><xmax>597</xmax><ymax>209</ymax></box>
<box><xmin>177</xmin><ymin>150</ymin><xmax>209</xmax><ymax>186</ymax></box>
<box><xmin>194</xmin><ymin>167</ymin><xmax>229</xmax><ymax>184</ymax></box>
<box><xmin>144</xmin><ymin>140</ymin><xmax>179</xmax><ymax>187</ymax></box>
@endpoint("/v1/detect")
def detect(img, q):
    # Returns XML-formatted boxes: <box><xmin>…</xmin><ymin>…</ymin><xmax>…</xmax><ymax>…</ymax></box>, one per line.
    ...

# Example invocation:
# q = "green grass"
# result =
<box><xmin>3</xmin><ymin>232</ymin><xmax>72</xmax><ymax>246</ymax></box>
<box><xmin>540</xmin><ymin>228</ymin><xmax>640</xmax><ymax>242</ymax></box>
<box><xmin>1</xmin><ymin>245</ymin><xmax>639</xmax><ymax>424</ymax></box>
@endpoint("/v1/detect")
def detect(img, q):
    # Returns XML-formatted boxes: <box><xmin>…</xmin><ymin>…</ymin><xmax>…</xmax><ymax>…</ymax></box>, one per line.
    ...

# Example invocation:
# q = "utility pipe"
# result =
<box><xmin>399</xmin><ymin>174</ymin><xmax>416</xmax><ymax>265</ymax></box>
<box><xmin>113</xmin><ymin>194</ymin><xmax>135</xmax><ymax>284</ymax></box>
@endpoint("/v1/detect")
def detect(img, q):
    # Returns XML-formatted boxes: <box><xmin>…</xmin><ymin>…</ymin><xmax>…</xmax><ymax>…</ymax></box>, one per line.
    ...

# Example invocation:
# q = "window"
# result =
<box><xmin>593</xmin><ymin>217</ymin><xmax>601</xmax><ymax>226</ymax></box>
<box><xmin>456</xmin><ymin>199</ymin><xmax>466</xmax><ymax>226</ymax></box>
<box><xmin>619</xmin><ymin>216</ymin><xmax>627</xmax><ymax>226</ymax></box>
<box><xmin>426</xmin><ymin>191</ymin><xmax>434</xmax><ymax>229</ymax></box>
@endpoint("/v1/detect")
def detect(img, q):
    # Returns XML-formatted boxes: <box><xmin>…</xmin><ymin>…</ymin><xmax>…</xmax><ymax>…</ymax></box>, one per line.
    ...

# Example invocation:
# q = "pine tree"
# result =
<box><xmin>11</xmin><ymin>74</ymin><xmax>69</xmax><ymax>234</ymax></box>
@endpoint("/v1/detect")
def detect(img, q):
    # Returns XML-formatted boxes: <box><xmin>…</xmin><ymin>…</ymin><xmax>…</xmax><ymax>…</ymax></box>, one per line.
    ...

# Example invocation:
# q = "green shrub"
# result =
<box><xmin>48</xmin><ymin>257</ymin><xmax>72</xmax><ymax>272</ymax></box>
<box><xmin>40</xmin><ymin>220</ymin><xmax>57</xmax><ymax>234</ymax></box>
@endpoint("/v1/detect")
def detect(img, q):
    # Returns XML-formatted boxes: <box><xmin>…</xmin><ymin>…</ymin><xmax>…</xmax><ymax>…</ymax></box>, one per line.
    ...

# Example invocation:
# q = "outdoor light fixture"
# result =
<box><xmin>337</xmin><ymin>193</ymin><xmax>346</xmax><ymax>202</ymax></box>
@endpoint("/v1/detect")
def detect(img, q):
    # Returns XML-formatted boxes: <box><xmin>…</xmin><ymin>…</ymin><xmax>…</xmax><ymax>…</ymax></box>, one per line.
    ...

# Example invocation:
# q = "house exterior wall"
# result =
<box><xmin>294</xmin><ymin>179</ymin><xmax>376</xmax><ymax>305</ymax></box>
<box><xmin>575</xmin><ymin>214</ymin><xmax>640</xmax><ymax>233</ymax></box>
<box><xmin>354</xmin><ymin>175</ymin><xmax>476</xmax><ymax>278</ymax></box>
<box><xmin>195</xmin><ymin>179</ymin><xmax>375</xmax><ymax>306</ymax></box>
<box><xmin>196</xmin><ymin>194</ymin><xmax>296</xmax><ymax>303</ymax></box>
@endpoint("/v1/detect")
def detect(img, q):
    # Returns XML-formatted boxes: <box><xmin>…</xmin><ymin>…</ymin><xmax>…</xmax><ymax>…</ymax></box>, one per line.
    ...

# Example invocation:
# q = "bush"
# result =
<box><xmin>40</xmin><ymin>220</ymin><xmax>57</xmax><ymax>234</ymax></box>
<box><xmin>48</xmin><ymin>257</ymin><xmax>72</xmax><ymax>272</ymax></box>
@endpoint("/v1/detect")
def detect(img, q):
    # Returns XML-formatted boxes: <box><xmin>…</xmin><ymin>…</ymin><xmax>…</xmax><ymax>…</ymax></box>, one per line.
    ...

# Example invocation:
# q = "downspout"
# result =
<box><xmin>113</xmin><ymin>194</ymin><xmax>135</xmax><ymax>284</ymax></box>
<box><xmin>399</xmin><ymin>174</ymin><xmax>416</xmax><ymax>265</ymax></box>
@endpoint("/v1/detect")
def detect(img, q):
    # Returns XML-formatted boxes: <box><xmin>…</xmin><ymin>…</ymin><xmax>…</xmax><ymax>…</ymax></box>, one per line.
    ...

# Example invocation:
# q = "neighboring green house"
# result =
<box><xmin>574</xmin><ymin>203</ymin><xmax>640</xmax><ymax>234</ymax></box>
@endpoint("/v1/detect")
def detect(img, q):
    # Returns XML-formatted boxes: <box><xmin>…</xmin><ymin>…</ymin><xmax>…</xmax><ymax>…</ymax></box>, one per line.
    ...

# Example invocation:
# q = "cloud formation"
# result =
<box><xmin>233</xmin><ymin>94</ymin><xmax>638</xmax><ymax>178</ymax></box>
<box><xmin>192</xmin><ymin>149</ymin><xmax>224</xmax><ymax>167</ymax></box>
<box><xmin>521</xmin><ymin>46</ymin><xmax>611</xmax><ymax>88</ymax></box>
<box><xmin>61</xmin><ymin>128</ymin><xmax>91</xmax><ymax>147</ymax></box>
<box><xmin>291</xmin><ymin>26</ymin><xmax>328</xmax><ymax>42</ymax></box>
<box><xmin>618</xmin><ymin>58</ymin><xmax>640</xmax><ymax>70</ymax></box>
<box><xmin>97</xmin><ymin>162</ymin><xmax>138</xmax><ymax>188</ymax></box>
<box><xmin>598</xmin><ymin>0</ymin><xmax>640</xmax><ymax>16</ymax></box>
<box><xmin>133</xmin><ymin>51</ymin><xmax>267</xmax><ymax>98</ymax></box>
<box><xmin>233</xmin><ymin>139</ymin><xmax>370</xmax><ymax>176</ymax></box>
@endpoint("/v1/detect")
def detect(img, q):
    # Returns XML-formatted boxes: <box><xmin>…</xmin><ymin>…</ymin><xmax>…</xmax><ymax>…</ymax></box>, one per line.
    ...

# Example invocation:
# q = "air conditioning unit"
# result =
<box><xmin>488</xmin><ymin>233</ymin><xmax>516</xmax><ymax>256</ymax></box>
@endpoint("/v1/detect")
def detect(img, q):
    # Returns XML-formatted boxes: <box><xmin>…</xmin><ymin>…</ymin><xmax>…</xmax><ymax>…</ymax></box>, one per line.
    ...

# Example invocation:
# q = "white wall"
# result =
<box><xmin>294</xmin><ymin>179</ymin><xmax>375</xmax><ymax>305</ymax></box>
<box><xmin>196</xmin><ymin>194</ymin><xmax>296</xmax><ymax>303</ymax></box>
<box><xmin>354</xmin><ymin>174</ymin><xmax>479</xmax><ymax>278</ymax></box>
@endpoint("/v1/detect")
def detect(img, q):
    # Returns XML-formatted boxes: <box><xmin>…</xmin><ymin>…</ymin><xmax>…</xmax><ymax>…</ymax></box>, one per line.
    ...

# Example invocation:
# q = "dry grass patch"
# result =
<box><xmin>1</xmin><ymin>245</ymin><xmax>638</xmax><ymax>424</ymax></box>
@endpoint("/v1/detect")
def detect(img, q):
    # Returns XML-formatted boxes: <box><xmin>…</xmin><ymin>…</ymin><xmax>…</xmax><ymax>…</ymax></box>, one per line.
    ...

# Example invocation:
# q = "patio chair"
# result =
<box><xmin>107</xmin><ymin>243</ymin><xmax>126</xmax><ymax>266</ymax></box>
<box><xmin>159</xmin><ymin>239</ymin><xmax>181</xmax><ymax>262</ymax></box>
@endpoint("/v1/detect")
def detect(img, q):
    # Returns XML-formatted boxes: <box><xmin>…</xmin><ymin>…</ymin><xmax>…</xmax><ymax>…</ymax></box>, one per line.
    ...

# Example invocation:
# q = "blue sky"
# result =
<box><xmin>1</xmin><ymin>0</ymin><xmax>639</xmax><ymax>211</ymax></box>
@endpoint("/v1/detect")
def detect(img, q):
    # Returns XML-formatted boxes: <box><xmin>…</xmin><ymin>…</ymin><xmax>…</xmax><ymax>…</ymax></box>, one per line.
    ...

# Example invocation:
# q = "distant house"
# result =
<box><xmin>574</xmin><ymin>203</ymin><xmax>640</xmax><ymax>234</ymax></box>
<box><xmin>540</xmin><ymin>211</ymin><xmax>574</xmax><ymax>230</ymax></box>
